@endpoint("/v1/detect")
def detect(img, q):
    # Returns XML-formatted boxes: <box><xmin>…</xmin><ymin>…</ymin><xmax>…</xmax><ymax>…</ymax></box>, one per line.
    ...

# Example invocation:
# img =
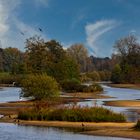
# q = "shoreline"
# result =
<box><xmin>1</xmin><ymin>119</ymin><xmax>140</xmax><ymax>139</ymax></box>
<box><xmin>107</xmin><ymin>83</ymin><xmax>140</xmax><ymax>90</ymax></box>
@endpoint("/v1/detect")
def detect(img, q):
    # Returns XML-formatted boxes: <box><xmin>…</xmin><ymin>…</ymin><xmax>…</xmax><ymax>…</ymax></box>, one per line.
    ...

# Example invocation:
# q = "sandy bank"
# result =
<box><xmin>104</xmin><ymin>100</ymin><xmax>140</xmax><ymax>107</ymax></box>
<box><xmin>108</xmin><ymin>84</ymin><xmax>140</xmax><ymax>90</ymax></box>
<box><xmin>12</xmin><ymin>120</ymin><xmax>140</xmax><ymax>139</ymax></box>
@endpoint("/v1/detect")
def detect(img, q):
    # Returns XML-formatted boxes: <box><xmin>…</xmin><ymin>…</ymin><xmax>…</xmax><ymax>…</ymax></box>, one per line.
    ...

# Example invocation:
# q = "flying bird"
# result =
<box><xmin>38</xmin><ymin>28</ymin><xmax>43</xmax><ymax>32</ymax></box>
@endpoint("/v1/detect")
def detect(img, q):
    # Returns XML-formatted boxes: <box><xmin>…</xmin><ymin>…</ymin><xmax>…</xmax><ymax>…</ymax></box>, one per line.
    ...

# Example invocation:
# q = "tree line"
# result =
<box><xmin>0</xmin><ymin>34</ymin><xmax>139</xmax><ymax>84</ymax></box>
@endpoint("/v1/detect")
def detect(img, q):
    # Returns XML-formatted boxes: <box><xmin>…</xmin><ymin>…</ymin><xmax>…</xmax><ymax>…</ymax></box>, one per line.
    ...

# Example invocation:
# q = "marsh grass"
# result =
<box><xmin>18</xmin><ymin>106</ymin><xmax>126</xmax><ymax>122</ymax></box>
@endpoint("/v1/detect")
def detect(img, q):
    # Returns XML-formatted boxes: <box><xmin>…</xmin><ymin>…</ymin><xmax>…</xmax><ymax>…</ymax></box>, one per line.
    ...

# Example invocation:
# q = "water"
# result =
<box><xmin>77</xmin><ymin>84</ymin><xmax>140</xmax><ymax>122</ymax></box>
<box><xmin>0</xmin><ymin>86</ymin><xmax>139</xmax><ymax>139</ymax></box>
<box><xmin>0</xmin><ymin>123</ymin><xmax>133</xmax><ymax>140</ymax></box>
<box><xmin>0</xmin><ymin>87</ymin><xmax>21</xmax><ymax>103</ymax></box>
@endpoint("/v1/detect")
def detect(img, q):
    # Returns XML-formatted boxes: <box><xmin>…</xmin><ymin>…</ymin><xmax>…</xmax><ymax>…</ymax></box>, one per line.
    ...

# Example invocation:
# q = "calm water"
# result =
<box><xmin>0</xmin><ymin>87</ymin><xmax>21</xmax><ymax>103</ymax></box>
<box><xmin>77</xmin><ymin>85</ymin><xmax>140</xmax><ymax>122</ymax></box>
<box><xmin>0</xmin><ymin>123</ymin><xmax>134</xmax><ymax>140</ymax></box>
<box><xmin>0</xmin><ymin>86</ymin><xmax>139</xmax><ymax>140</ymax></box>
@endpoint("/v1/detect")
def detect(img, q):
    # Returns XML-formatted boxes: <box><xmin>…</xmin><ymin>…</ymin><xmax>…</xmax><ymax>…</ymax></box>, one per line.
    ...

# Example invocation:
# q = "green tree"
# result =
<box><xmin>25</xmin><ymin>36</ymin><xmax>47</xmax><ymax>73</ymax></box>
<box><xmin>25</xmin><ymin>36</ymin><xmax>80</xmax><ymax>83</ymax></box>
<box><xmin>21</xmin><ymin>74</ymin><xmax>60</xmax><ymax>100</ymax></box>
<box><xmin>111</xmin><ymin>64</ymin><xmax>122</xmax><ymax>83</ymax></box>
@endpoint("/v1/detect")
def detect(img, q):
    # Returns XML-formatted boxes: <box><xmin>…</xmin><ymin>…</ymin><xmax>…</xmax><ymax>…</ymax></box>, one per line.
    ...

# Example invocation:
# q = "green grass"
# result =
<box><xmin>18</xmin><ymin>106</ymin><xmax>126</xmax><ymax>122</ymax></box>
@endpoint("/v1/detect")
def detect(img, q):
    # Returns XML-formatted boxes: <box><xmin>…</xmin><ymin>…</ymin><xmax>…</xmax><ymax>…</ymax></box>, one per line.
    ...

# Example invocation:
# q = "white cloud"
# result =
<box><xmin>85</xmin><ymin>20</ymin><xmax>118</xmax><ymax>56</ymax></box>
<box><xmin>0</xmin><ymin>0</ymin><xmax>48</xmax><ymax>50</ymax></box>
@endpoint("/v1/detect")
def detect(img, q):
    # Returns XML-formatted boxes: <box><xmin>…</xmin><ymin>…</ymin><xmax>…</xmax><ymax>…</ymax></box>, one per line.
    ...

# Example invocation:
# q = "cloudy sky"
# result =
<box><xmin>0</xmin><ymin>0</ymin><xmax>140</xmax><ymax>57</ymax></box>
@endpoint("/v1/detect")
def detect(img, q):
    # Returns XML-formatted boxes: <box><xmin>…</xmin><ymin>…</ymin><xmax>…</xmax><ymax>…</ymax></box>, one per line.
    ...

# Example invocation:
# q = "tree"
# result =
<box><xmin>21</xmin><ymin>74</ymin><xmax>60</xmax><ymax>100</ymax></box>
<box><xmin>87</xmin><ymin>71</ymin><xmax>100</xmax><ymax>81</ymax></box>
<box><xmin>67</xmin><ymin>44</ymin><xmax>88</xmax><ymax>72</ymax></box>
<box><xmin>25</xmin><ymin>35</ymin><xmax>47</xmax><ymax>73</ymax></box>
<box><xmin>111</xmin><ymin>64</ymin><xmax>121</xmax><ymax>83</ymax></box>
<box><xmin>113</xmin><ymin>35</ymin><xmax>140</xmax><ymax>83</ymax></box>
<box><xmin>3</xmin><ymin>47</ymin><xmax>24</xmax><ymax>74</ymax></box>
<box><xmin>25</xmin><ymin>36</ymin><xmax>80</xmax><ymax>83</ymax></box>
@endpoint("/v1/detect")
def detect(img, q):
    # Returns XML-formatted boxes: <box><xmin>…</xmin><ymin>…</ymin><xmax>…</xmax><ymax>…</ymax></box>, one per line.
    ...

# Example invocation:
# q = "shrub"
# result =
<box><xmin>18</xmin><ymin>106</ymin><xmax>126</xmax><ymax>122</ymax></box>
<box><xmin>61</xmin><ymin>78</ymin><xmax>103</xmax><ymax>93</ymax></box>
<box><xmin>61</xmin><ymin>79</ymin><xmax>81</xmax><ymax>92</ymax></box>
<box><xmin>83</xmin><ymin>84</ymin><xmax>103</xmax><ymax>92</ymax></box>
<box><xmin>21</xmin><ymin>74</ymin><xmax>60</xmax><ymax>100</ymax></box>
<box><xmin>86</xmin><ymin>71</ymin><xmax>100</xmax><ymax>81</ymax></box>
<box><xmin>0</xmin><ymin>72</ymin><xmax>24</xmax><ymax>86</ymax></box>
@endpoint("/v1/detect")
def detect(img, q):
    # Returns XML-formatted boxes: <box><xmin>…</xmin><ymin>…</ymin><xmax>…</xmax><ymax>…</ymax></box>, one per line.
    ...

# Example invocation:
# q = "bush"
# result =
<box><xmin>0</xmin><ymin>72</ymin><xmax>24</xmax><ymax>86</ymax></box>
<box><xmin>61</xmin><ymin>79</ymin><xmax>81</xmax><ymax>92</ymax></box>
<box><xmin>86</xmin><ymin>71</ymin><xmax>100</xmax><ymax>81</ymax></box>
<box><xmin>21</xmin><ymin>74</ymin><xmax>60</xmax><ymax>100</ymax></box>
<box><xmin>61</xmin><ymin>79</ymin><xmax>103</xmax><ymax>93</ymax></box>
<box><xmin>83</xmin><ymin>84</ymin><xmax>103</xmax><ymax>92</ymax></box>
<box><xmin>18</xmin><ymin>106</ymin><xmax>126</xmax><ymax>122</ymax></box>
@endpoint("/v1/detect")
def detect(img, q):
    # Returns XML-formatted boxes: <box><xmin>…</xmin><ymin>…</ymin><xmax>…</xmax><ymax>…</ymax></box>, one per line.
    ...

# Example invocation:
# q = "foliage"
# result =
<box><xmin>86</xmin><ymin>71</ymin><xmax>100</xmax><ymax>81</ymax></box>
<box><xmin>67</xmin><ymin>44</ymin><xmax>88</xmax><ymax>72</ymax></box>
<box><xmin>61</xmin><ymin>79</ymin><xmax>81</xmax><ymax>92</ymax></box>
<box><xmin>21</xmin><ymin>74</ymin><xmax>60</xmax><ymax>100</ymax></box>
<box><xmin>80</xmin><ymin>73</ymin><xmax>91</xmax><ymax>83</ymax></box>
<box><xmin>113</xmin><ymin>35</ymin><xmax>140</xmax><ymax>83</ymax></box>
<box><xmin>18</xmin><ymin>106</ymin><xmax>126</xmax><ymax>122</ymax></box>
<box><xmin>25</xmin><ymin>36</ymin><xmax>80</xmax><ymax>82</ymax></box>
<box><xmin>83</xmin><ymin>84</ymin><xmax>103</xmax><ymax>92</ymax></box>
<box><xmin>0</xmin><ymin>72</ymin><xmax>24</xmax><ymax>85</ymax></box>
<box><xmin>111</xmin><ymin>64</ymin><xmax>122</xmax><ymax>83</ymax></box>
<box><xmin>61</xmin><ymin>79</ymin><xmax>102</xmax><ymax>93</ymax></box>
<box><xmin>98</xmin><ymin>70</ymin><xmax>111</xmax><ymax>81</ymax></box>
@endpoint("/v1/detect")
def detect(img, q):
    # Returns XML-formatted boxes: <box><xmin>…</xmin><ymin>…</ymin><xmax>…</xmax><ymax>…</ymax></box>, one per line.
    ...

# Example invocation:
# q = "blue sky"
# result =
<box><xmin>0</xmin><ymin>0</ymin><xmax>140</xmax><ymax>57</ymax></box>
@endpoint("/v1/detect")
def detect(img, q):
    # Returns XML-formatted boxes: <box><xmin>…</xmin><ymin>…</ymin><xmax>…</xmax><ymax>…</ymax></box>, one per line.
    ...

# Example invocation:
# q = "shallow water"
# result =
<box><xmin>77</xmin><ymin>84</ymin><xmax>140</xmax><ymax>122</ymax></box>
<box><xmin>0</xmin><ymin>123</ymin><xmax>134</xmax><ymax>140</ymax></box>
<box><xmin>0</xmin><ymin>87</ymin><xmax>21</xmax><ymax>103</ymax></box>
<box><xmin>0</xmin><ymin>86</ymin><xmax>139</xmax><ymax>139</ymax></box>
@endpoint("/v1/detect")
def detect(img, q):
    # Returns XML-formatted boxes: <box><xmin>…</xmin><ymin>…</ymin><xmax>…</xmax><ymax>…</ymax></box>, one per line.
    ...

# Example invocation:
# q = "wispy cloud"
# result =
<box><xmin>85</xmin><ymin>20</ymin><xmax>119</xmax><ymax>56</ymax></box>
<box><xmin>0</xmin><ymin>0</ymin><xmax>48</xmax><ymax>50</ymax></box>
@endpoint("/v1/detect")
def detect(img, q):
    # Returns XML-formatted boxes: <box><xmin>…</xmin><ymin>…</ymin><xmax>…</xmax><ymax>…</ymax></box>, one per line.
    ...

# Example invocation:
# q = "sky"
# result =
<box><xmin>0</xmin><ymin>0</ymin><xmax>140</xmax><ymax>57</ymax></box>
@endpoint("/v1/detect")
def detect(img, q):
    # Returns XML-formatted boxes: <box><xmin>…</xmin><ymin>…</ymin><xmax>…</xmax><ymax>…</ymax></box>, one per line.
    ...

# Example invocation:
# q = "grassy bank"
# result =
<box><xmin>18</xmin><ymin>106</ymin><xmax>126</xmax><ymax>122</ymax></box>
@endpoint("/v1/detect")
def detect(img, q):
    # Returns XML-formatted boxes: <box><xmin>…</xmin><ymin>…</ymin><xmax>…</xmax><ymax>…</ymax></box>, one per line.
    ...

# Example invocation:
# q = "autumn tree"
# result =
<box><xmin>25</xmin><ymin>36</ymin><xmax>80</xmax><ymax>83</ymax></box>
<box><xmin>3</xmin><ymin>47</ymin><xmax>24</xmax><ymax>74</ymax></box>
<box><xmin>67</xmin><ymin>44</ymin><xmax>88</xmax><ymax>72</ymax></box>
<box><xmin>112</xmin><ymin>35</ymin><xmax>140</xmax><ymax>83</ymax></box>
